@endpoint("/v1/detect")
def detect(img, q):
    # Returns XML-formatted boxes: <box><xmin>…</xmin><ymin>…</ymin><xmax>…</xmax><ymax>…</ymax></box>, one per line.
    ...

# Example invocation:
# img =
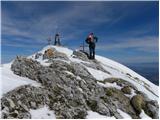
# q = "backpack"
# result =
<box><xmin>88</xmin><ymin>35</ymin><xmax>94</xmax><ymax>43</ymax></box>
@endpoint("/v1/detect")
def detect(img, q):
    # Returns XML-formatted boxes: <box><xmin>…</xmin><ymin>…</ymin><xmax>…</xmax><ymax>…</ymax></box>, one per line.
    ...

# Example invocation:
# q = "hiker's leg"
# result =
<box><xmin>89</xmin><ymin>46</ymin><xmax>92</xmax><ymax>59</ymax></box>
<box><xmin>54</xmin><ymin>39</ymin><xmax>57</xmax><ymax>45</ymax></box>
<box><xmin>93</xmin><ymin>47</ymin><xmax>95</xmax><ymax>59</ymax></box>
<box><xmin>58</xmin><ymin>39</ymin><xmax>61</xmax><ymax>46</ymax></box>
<box><xmin>90</xmin><ymin>47</ymin><xmax>93</xmax><ymax>59</ymax></box>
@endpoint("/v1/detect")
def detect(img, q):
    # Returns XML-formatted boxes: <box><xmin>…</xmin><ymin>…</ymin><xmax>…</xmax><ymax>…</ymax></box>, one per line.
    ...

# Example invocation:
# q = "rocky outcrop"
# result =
<box><xmin>43</xmin><ymin>48</ymin><xmax>69</xmax><ymax>61</ymax></box>
<box><xmin>145</xmin><ymin>100</ymin><xmax>159</xmax><ymax>119</ymax></box>
<box><xmin>11</xmin><ymin>56</ymin><xmax>43</xmax><ymax>81</ymax></box>
<box><xmin>131</xmin><ymin>94</ymin><xmax>145</xmax><ymax>114</ymax></box>
<box><xmin>2</xmin><ymin>49</ymin><xmax>159</xmax><ymax>119</ymax></box>
<box><xmin>121</xmin><ymin>86</ymin><xmax>132</xmax><ymax>94</ymax></box>
<box><xmin>1</xmin><ymin>85</ymin><xmax>48</xmax><ymax>119</ymax></box>
<box><xmin>72</xmin><ymin>50</ymin><xmax>89</xmax><ymax>61</ymax></box>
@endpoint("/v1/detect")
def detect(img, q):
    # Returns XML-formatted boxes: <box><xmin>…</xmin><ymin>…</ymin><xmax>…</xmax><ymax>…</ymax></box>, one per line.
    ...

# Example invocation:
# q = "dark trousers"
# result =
<box><xmin>54</xmin><ymin>39</ymin><xmax>61</xmax><ymax>46</ymax></box>
<box><xmin>89</xmin><ymin>43</ymin><xmax>95</xmax><ymax>59</ymax></box>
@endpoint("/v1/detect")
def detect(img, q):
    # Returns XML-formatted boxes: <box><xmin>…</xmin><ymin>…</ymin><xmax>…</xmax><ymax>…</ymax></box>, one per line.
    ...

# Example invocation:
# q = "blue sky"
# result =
<box><xmin>1</xmin><ymin>1</ymin><xmax>159</xmax><ymax>65</ymax></box>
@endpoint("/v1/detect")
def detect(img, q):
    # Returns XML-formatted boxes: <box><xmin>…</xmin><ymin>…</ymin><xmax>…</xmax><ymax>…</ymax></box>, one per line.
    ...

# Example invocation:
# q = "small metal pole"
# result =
<box><xmin>47</xmin><ymin>37</ymin><xmax>51</xmax><ymax>45</ymax></box>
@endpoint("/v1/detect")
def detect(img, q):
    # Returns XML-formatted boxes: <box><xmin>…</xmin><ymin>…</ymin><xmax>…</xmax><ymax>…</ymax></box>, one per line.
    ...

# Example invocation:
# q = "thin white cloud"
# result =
<box><xmin>97</xmin><ymin>36</ymin><xmax>158</xmax><ymax>53</ymax></box>
<box><xmin>117</xmin><ymin>56</ymin><xmax>158</xmax><ymax>64</ymax></box>
<box><xmin>2</xmin><ymin>1</ymin><xmax>122</xmax><ymax>45</ymax></box>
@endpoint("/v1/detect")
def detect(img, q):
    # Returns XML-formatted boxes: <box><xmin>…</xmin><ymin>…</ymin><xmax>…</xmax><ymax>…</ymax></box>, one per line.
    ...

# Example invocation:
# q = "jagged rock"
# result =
<box><xmin>72</xmin><ymin>50</ymin><xmax>110</xmax><ymax>74</ymax></box>
<box><xmin>11</xmin><ymin>56</ymin><xmax>42</xmax><ymax>81</ymax></box>
<box><xmin>145</xmin><ymin>100</ymin><xmax>159</xmax><ymax>119</ymax></box>
<box><xmin>43</xmin><ymin>48</ymin><xmax>54</xmax><ymax>59</ymax></box>
<box><xmin>73</xmin><ymin>50</ymin><xmax>89</xmax><ymax>61</ymax></box>
<box><xmin>9</xmin><ymin>110</ymin><xmax>19</xmax><ymax>118</ymax></box>
<box><xmin>71</xmin><ymin>62</ymin><xmax>92</xmax><ymax>78</ymax></box>
<box><xmin>121</xmin><ymin>86</ymin><xmax>132</xmax><ymax>94</ymax></box>
<box><xmin>35</xmin><ymin>53</ymin><xmax>43</xmax><ymax>59</ymax></box>
<box><xmin>108</xmin><ymin>88</ymin><xmax>138</xmax><ymax>118</ymax></box>
<box><xmin>7</xmin><ymin>98</ymin><xmax>16</xmax><ymax>109</ymax></box>
<box><xmin>3</xmin><ymin>51</ymin><xmax>158</xmax><ymax>119</ymax></box>
<box><xmin>131</xmin><ymin>94</ymin><xmax>145</xmax><ymax>114</ymax></box>
<box><xmin>43</xmin><ymin>48</ymin><xmax>69</xmax><ymax>61</ymax></box>
<box><xmin>18</xmin><ymin>112</ymin><xmax>31</xmax><ymax>119</ymax></box>
<box><xmin>1</xmin><ymin>85</ymin><xmax>48</xmax><ymax>119</ymax></box>
<box><xmin>30</xmin><ymin>102</ymin><xmax>36</xmax><ymax>109</ymax></box>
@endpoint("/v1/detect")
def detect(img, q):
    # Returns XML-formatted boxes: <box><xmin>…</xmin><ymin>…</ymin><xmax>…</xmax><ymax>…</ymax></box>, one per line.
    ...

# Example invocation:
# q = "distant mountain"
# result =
<box><xmin>126</xmin><ymin>63</ymin><xmax>159</xmax><ymax>85</ymax></box>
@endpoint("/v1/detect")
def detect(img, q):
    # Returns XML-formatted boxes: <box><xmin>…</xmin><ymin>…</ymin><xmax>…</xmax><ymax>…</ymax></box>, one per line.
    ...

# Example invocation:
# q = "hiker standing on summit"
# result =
<box><xmin>85</xmin><ymin>33</ymin><xmax>98</xmax><ymax>59</ymax></box>
<box><xmin>54</xmin><ymin>33</ymin><xmax>61</xmax><ymax>46</ymax></box>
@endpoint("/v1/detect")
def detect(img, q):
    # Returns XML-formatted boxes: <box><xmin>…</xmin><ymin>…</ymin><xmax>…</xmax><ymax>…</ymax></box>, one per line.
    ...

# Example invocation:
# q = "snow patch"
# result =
<box><xmin>69</xmin><ymin>57</ymin><xmax>90</xmax><ymax>64</ymax></box>
<box><xmin>97</xmin><ymin>82</ymin><xmax>122</xmax><ymax>90</ymax></box>
<box><xmin>36</xmin><ymin>59</ymin><xmax>51</xmax><ymax>66</ymax></box>
<box><xmin>86</xmin><ymin>111</ymin><xmax>116</xmax><ymax>119</ymax></box>
<box><xmin>117</xmin><ymin>109</ymin><xmax>132</xmax><ymax>119</ymax></box>
<box><xmin>85</xmin><ymin>67</ymin><xmax>111</xmax><ymax>81</ymax></box>
<box><xmin>30</xmin><ymin>106</ymin><xmax>56</xmax><ymax>119</ymax></box>
<box><xmin>124</xmin><ymin>88</ymin><xmax>137</xmax><ymax>99</ymax></box>
<box><xmin>52</xmin><ymin>45</ymin><xmax>73</xmax><ymax>57</ymax></box>
<box><xmin>96</xmin><ymin>55</ymin><xmax>158</xmax><ymax>101</ymax></box>
<box><xmin>140</xmin><ymin>110</ymin><xmax>152</xmax><ymax>119</ymax></box>
<box><xmin>0</xmin><ymin>63</ymin><xmax>41</xmax><ymax>98</ymax></box>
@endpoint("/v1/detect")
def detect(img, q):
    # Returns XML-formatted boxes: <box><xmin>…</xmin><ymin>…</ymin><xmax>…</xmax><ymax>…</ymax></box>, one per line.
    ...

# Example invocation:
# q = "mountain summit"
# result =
<box><xmin>1</xmin><ymin>45</ymin><xmax>159</xmax><ymax>119</ymax></box>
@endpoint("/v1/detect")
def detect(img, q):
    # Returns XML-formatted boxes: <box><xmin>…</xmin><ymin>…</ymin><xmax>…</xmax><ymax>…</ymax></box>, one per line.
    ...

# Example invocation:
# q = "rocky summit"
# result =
<box><xmin>1</xmin><ymin>45</ymin><xmax>159</xmax><ymax>119</ymax></box>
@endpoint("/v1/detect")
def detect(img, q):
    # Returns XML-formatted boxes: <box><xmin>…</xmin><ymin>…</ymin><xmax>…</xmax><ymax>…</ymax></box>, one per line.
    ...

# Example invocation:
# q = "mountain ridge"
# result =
<box><xmin>1</xmin><ymin>45</ymin><xmax>159</xmax><ymax>119</ymax></box>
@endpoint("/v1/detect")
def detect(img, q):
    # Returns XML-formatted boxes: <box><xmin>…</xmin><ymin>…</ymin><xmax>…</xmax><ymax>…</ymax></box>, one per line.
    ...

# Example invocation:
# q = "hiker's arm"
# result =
<box><xmin>94</xmin><ymin>36</ymin><xmax>98</xmax><ymax>42</ymax></box>
<box><xmin>85</xmin><ymin>38</ymin><xmax>89</xmax><ymax>44</ymax></box>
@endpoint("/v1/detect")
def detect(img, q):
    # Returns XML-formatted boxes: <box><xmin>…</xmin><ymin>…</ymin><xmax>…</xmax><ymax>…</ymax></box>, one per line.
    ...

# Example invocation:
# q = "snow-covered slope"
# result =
<box><xmin>28</xmin><ymin>45</ymin><xmax>158</xmax><ymax>101</ymax></box>
<box><xmin>2</xmin><ymin>45</ymin><xmax>158</xmax><ymax>100</ymax></box>
<box><xmin>0</xmin><ymin>63</ymin><xmax>41</xmax><ymax>98</ymax></box>
<box><xmin>1</xmin><ymin>45</ymin><xmax>159</xmax><ymax>119</ymax></box>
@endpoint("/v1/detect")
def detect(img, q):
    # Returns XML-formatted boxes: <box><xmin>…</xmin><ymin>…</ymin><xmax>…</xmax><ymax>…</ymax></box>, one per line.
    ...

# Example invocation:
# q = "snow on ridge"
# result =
<box><xmin>95</xmin><ymin>55</ymin><xmax>159</xmax><ymax>98</ymax></box>
<box><xmin>97</xmin><ymin>82</ymin><xmax>122</xmax><ymax>90</ymax></box>
<box><xmin>85</xmin><ymin>67</ymin><xmax>111</xmax><ymax>81</ymax></box>
<box><xmin>124</xmin><ymin>88</ymin><xmax>137</xmax><ymax>99</ymax></box>
<box><xmin>96</xmin><ymin>55</ymin><xmax>157</xmax><ymax>86</ymax></box>
<box><xmin>30</xmin><ymin>105</ymin><xmax>56</xmax><ymax>119</ymax></box>
<box><xmin>2</xmin><ymin>45</ymin><xmax>158</xmax><ymax>102</ymax></box>
<box><xmin>39</xmin><ymin>45</ymin><xmax>73</xmax><ymax>57</ymax></box>
<box><xmin>117</xmin><ymin>109</ymin><xmax>132</xmax><ymax>119</ymax></box>
<box><xmin>0</xmin><ymin>63</ymin><xmax>41</xmax><ymax>98</ymax></box>
<box><xmin>86</xmin><ymin>111</ymin><xmax>116</xmax><ymax>119</ymax></box>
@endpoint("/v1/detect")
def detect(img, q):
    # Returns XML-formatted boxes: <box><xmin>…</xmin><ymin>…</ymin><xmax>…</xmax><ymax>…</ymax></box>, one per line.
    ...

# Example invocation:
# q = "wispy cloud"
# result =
<box><xmin>2</xmin><ymin>1</ymin><xmax>126</xmax><ymax>45</ymax></box>
<box><xmin>97</xmin><ymin>36</ymin><xmax>158</xmax><ymax>53</ymax></box>
<box><xmin>1</xmin><ymin>1</ymin><xmax>158</xmax><ymax>64</ymax></box>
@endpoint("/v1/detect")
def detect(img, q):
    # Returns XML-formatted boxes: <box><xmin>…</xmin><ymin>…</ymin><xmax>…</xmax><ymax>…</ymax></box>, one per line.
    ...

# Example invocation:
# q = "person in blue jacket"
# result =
<box><xmin>85</xmin><ymin>33</ymin><xmax>98</xmax><ymax>59</ymax></box>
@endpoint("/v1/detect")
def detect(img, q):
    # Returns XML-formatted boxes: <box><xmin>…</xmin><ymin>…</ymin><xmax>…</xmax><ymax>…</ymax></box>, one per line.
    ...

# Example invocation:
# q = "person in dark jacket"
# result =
<box><xmin>85</xmin><ymin>33</ymin><xmax>98</xmax><ymax>59</ymax></box>
<box><xmin>54</xmin><ymin>33</ymin><xmax>61</xmax><ymax>46</ymax></box>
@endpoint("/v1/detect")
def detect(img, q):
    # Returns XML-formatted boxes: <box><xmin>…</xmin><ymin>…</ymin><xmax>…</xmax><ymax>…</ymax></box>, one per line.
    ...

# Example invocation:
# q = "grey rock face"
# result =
<box><xmin>145</xmin><ymin>100</ymin><xmax>159</xmax><ymax>119</ymax></box>
<box><xmin>1</xmin><ymin>85</ymin><xmax>47</xmax><ymax>119</ymax></box>
<box><xmin>11</xmin><ymin>56</ymin><xmax>43</xmax><ymax>81</ymax></box>
<box><xmin>35</xmin><ymin>53</ymin><xmax>43</xmax><ymax>59</ymax></box>
<box><xmin>2</xmin><ymin>49</ymin><xmax>159</xmax><ymax>119</ymax></box>
<box><xmin>73</xmin><ymin>50</ymin><xmax>89</xmax><ymax>61</ymax></box>
<box><xmin>73</xmin><ymin>50</ymin><xmax>110</xmax><ymax>74</ymax></box>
